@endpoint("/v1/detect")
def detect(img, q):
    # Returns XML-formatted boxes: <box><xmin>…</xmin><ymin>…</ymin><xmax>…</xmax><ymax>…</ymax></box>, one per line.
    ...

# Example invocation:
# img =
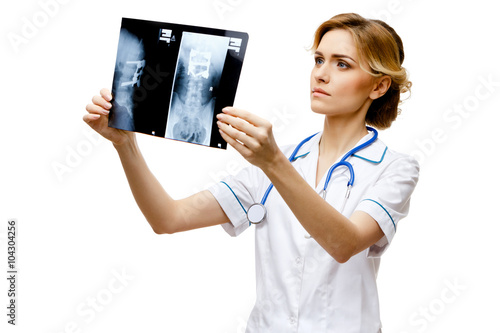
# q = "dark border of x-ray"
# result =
<box><xmin>108</xmin><ymin>17</ymin><xmax>249</xmax><ymax>150</ymax></box>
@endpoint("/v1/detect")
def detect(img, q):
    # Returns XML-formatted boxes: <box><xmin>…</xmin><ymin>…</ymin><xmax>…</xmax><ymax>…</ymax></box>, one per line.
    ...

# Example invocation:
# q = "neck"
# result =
<box><xmin>319</xmin><ymin>115</ymin><xmax>369</xmax><ymax>162</ymax></box>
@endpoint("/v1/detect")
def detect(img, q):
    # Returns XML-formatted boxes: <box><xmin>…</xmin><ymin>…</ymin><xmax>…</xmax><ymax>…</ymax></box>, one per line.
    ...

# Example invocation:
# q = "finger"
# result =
<box><xmin>92</xmin><ymin>95</ymin><xmax>113</xmax><ymax>110</ymax></box>
<box><xmin>100</xmin><ymin>88</ymin><xmax>113</xmax><ymax>102</ymax></box>
<box><xmin>216</xmin><ymin>112</ymin><xmax>260</xmax><ymax>139</ymax></box>
<box><xmin>86</xmin><ymin>103</ymin><xmax>110</xmax><ymax>115</ymax></box>
<box><xmin>218</xmin><ymin>128</ymin><xmax>251</xmax><ymax>157</ymax></box>
<box><xmin>83</xmin><ymin>113</ymin><xmax>101</xmax><ymax>124</ymax></box>
<box><xmin>217</xmin><ymin>120</ymin><xmax>259</xmax><ymax>150</ymax></box>
<box><xmin>222</xmin><ymin>107</ymin><xmax>269</xmax><ymax>128</ymax></box>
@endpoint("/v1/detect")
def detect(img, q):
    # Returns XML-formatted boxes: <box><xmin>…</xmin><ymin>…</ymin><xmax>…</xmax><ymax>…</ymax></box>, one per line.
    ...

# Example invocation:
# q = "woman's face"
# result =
<box><xmin>310</xmin><ymin>29</ymin><xmax>378</xmax><ymax>119</ymax></box>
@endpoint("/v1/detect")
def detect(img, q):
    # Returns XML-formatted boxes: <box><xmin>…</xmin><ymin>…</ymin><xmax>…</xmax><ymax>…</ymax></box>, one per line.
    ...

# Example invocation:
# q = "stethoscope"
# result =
<box><xmin>246</xmin><ymin>126</ymin><xmax>378</xmax><ymax>225</ymax></box>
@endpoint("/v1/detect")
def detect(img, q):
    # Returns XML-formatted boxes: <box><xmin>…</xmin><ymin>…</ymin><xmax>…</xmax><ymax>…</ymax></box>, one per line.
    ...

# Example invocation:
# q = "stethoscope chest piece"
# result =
<box><xmin>247</xmin><ymin>203</ymin><xmax>267</xmax><ymax>224</ymax></box>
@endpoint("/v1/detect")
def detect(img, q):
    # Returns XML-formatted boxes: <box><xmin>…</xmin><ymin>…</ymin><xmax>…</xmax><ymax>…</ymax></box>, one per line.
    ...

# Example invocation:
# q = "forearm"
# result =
<box><xmin>113</xmin><ymin>136</ymin><xmax>177</xmax><ymax>234</ymax></box>
<box><xmin>263</xmin><ymin>153</ymin><xmax>359</xmax><ymax>262</ymax></box>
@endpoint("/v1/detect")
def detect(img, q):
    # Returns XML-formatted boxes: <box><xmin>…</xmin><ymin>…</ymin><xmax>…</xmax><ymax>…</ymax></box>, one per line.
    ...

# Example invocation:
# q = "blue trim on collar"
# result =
<box><xmin>352</xmin><ymin>146</ymin><xmax>388</xmax><ymax>164</ymax></box>
<box><xmin>291</xmin><ymin>152</ymin><xmax>310</xmax><ymax>162</ymax></box>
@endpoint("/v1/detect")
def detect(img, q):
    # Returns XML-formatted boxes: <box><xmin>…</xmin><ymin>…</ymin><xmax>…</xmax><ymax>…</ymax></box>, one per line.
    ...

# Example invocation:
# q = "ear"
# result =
<box><xmin>369</xmin><ymin>75</ymin><xmax>392</xmax><ymax>100</ymax></box>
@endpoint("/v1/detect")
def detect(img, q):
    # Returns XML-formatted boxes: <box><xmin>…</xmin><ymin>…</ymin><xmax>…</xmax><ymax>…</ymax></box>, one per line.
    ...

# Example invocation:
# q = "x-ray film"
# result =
<box><xmin>108</xmin><ymin>17</ymin><xmax>249</xmax><ymax>149</ymax></box>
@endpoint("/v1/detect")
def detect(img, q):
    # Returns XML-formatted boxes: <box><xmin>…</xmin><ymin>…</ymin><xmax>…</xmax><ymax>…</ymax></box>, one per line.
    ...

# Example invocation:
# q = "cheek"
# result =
<box><xmin>338</xmin><ymin>74</ymin><xmax>374</xmax><ymax>97</ymax></box>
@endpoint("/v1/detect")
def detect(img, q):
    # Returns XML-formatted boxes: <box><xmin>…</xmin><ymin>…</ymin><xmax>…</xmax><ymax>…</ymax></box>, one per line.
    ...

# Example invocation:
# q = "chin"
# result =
<box><xmin>310</xmin><ymin>100</ymin><xmax>332</xmax><ymax>115</ymax></box>
<box><xmin>310</xmin><ymin>108</ymin><xmax>327</xmax><ymax>115</ymax></box>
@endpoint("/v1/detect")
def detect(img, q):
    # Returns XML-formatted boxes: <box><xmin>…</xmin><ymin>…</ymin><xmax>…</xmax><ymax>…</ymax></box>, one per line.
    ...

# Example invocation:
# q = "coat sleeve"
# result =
<box><xmin>354</xmin><ymin>155</ymin><xmax>420</xmax><ymax>257</ymax></box>
<box><xmin>207</xmin><ymin>164</ymin><xmax>269</xmax><ymax>237</ymax></box>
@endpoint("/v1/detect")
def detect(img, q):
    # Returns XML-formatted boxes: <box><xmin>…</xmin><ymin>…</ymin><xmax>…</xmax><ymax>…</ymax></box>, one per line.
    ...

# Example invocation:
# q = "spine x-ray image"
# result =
<box><xmin>166</xmin><ymin>33</ymin><xmax>229</xmax><ymax>146</ymax></box>
<box><xmin>108</xmin><ymin>17</ymin><xmax>249</xmax><ymax>149</ymax></box>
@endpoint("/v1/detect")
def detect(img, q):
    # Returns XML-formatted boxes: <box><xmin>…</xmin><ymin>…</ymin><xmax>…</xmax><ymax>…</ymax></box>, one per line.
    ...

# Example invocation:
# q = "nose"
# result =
<box><xmin>313</xmin><ymin>63</ymin><xmax>330</xmax><ymax>84</ymax></box>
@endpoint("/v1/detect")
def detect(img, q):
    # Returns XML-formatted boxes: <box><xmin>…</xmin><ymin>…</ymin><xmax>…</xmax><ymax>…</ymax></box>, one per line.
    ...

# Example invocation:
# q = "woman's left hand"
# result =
<box><xmin>217</xmin><ymin>107</ymin><xmax>283</xmax><ymax>170</ymax></box>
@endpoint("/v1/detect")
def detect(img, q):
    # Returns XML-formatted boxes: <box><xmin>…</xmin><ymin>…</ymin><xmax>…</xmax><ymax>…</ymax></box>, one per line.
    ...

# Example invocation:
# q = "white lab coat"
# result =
<box><xmin>208</xmin><ymin>131</ymin><xmax>419</xmax><ymax>333</ymax></box>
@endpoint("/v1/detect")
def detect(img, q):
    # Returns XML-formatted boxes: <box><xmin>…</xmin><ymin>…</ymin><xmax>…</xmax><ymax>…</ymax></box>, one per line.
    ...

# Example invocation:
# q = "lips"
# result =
<box><xmin>312</xmin><ymin>87</ymin><xmax>331</xmax><ymax>96</ymax></box>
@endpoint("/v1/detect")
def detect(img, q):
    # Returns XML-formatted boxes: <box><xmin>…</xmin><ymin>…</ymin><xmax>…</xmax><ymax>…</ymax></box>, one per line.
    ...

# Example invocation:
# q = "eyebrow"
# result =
<box><xmin>314</xmin><ymin>51</ymin><xmax>357</xmax><ymax>64</ymax></box>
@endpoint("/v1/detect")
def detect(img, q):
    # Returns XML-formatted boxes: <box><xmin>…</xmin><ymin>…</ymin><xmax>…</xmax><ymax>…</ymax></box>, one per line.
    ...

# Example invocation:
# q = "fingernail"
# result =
<box><xmin>222</xmin><ymin>107</ymin><xmax>229</xmax><ymax>113</ymax></box>
<box><xmin>103</xmin><ymin>110</ymin><xmax>110</xmax><ymax>115</ymax></box>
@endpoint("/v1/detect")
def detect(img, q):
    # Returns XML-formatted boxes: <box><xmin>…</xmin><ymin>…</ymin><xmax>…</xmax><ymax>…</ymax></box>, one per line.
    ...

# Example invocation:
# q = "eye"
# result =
<box><xmin>337</xmin><ymin>61</ymin><xmax>350</xmax><ymax>69</ymax></box>
<box><xmin>314</xmin><ymin>57</ymin><xmax>324</xmax><ymax>65</ymax></box>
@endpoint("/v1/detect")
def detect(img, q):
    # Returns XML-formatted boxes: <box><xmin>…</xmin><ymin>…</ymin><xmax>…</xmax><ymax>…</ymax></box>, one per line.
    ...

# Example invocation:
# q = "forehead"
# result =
<box><xmin>317</xmin><ymin>29</ymin><xmax>358</xmax><ymax>58</ymax></box>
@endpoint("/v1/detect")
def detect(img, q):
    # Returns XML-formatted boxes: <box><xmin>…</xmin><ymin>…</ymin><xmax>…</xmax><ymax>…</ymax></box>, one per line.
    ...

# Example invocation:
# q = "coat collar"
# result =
<box><xmin>292</xmin><ymin>130</ymin><xmax>388</xmax><ymax>165</ymax></box>
<box><xmin>352</xmin><ymin>139</ymin><xmax>388</xmax><ymax>164</ymax></box>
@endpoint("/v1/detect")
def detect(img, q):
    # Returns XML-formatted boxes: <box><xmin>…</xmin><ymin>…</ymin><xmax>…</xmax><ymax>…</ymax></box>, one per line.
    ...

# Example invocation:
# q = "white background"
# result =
<box><xmin>1</xmin><ymin>0</ymin><xmax>499</xmax><ymax>332</ymax></box>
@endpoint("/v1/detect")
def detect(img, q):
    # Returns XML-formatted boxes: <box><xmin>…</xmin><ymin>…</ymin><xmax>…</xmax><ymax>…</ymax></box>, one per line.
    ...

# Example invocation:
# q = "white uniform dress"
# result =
<box><xmin>208</xmin><ymin>131</ymin><xmax>419</xmax><ymax>333</ymax></box>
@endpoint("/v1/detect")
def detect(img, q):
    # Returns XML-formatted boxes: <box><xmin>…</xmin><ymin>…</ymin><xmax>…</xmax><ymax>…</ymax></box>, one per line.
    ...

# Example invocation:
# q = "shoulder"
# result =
<box><xmin>372</xmin><ymin>139</ymin><xmax>420</xmax><ymax>182</ymax></box>
<box><xmin>385</xmin><ymin>141</ymin><xmax>419</xmax><ymax>170</ymax></box>
<box><xmin>350</xmin><ymin>136</ymin><xmax>419</xmax><ymax>182</ymax></box>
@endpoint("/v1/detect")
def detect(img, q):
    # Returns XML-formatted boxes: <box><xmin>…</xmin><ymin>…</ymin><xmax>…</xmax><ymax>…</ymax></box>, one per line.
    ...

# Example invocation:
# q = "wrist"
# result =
<box><xmin>113</xmin><ymin>134</ymin><xmax>139</xmax><ymax>156</ymax></box>
<box><xmin>262</xmin><ymin>150</ymin><xmax>289</xmax><ymax>179</ymax></box>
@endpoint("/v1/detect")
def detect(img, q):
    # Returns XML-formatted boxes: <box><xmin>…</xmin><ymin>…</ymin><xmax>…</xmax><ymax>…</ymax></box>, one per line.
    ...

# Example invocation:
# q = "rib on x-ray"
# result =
<box><xmin>109</xmin><ymin>28</ymin><xmax>145</xmax><ymax>131</ymax></box>
<box><xmin>165</xmin><ymin>32</ymin><xmax>230</xmax><ymax>146</ymax></box>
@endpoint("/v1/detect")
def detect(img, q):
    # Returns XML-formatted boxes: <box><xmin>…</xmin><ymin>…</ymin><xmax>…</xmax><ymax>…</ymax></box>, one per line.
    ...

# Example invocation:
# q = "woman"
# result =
<box><xmin>84</xmin><ymin>13</ymin><xmax>419</xmax><ymax>333</ymax></box>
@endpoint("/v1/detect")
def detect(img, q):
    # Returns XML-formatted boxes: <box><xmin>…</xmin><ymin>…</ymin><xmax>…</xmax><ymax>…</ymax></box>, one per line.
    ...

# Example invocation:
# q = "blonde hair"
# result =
<box><xmin>311</xmin><ymin>13</ymin><xmax>412</xmax><ymax>129</ymax></box>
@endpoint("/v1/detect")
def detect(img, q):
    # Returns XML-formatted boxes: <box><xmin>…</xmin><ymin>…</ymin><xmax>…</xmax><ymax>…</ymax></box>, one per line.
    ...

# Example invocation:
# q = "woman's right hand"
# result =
<box><xmin>83</xmin><ymin>88</ymin><xmax>134</xmax><ymax>146</ymax></box>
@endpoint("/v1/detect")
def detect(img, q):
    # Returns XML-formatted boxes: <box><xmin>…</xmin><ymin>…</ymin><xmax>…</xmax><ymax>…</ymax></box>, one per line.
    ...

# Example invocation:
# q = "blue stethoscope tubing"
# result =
<box><xmin>246</xmin><ymin>126</ymin><xmax>378</xmax><ymax>225</ymax></box>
